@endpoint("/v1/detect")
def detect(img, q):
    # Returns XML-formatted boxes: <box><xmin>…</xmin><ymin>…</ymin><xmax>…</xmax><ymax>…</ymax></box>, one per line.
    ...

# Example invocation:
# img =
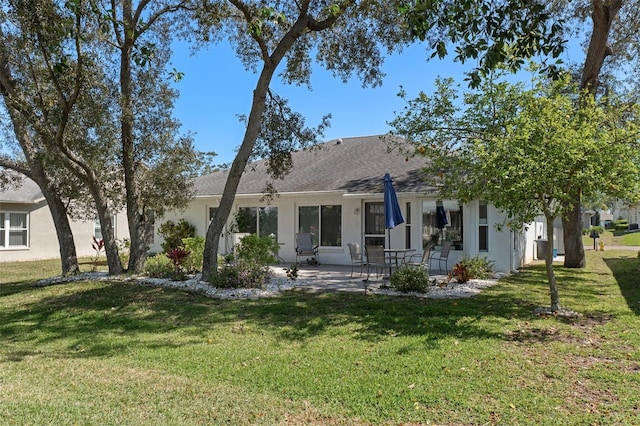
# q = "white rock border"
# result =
<box><xmin>34</xmin><ymin>272</ymin><xmax>300</xmax><ymax>300</ymax></box>
<box><xmin>33</xmin><ymin>271</ymin><xmax>505</xmax><ymax>300</ymax></box>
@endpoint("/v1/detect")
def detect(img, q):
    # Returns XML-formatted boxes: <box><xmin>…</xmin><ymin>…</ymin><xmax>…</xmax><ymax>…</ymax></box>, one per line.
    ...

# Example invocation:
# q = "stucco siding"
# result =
<box><xmin>0</xmin><ymin>200</ymin><xmax>129</xmax><ymax>263</ymax></box>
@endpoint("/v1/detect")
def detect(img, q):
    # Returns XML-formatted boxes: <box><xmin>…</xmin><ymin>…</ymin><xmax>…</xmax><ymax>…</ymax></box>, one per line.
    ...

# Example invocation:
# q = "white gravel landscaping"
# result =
<box><xmin>33</xmin><ymin>270</ymin><xmax>504</xmax><ymax>300</ymax></box>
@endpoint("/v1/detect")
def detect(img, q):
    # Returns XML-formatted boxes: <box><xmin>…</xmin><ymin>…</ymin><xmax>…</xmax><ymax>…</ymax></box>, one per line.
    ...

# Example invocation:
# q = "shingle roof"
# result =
<box><xmin>194</xmin><ymin>135</ymin><xmax>436</xmax><ymax>197</ymax></box>
<box><xmin>0</xmin><ymin>176</ymin><xmax>43</xmax><ymax>203</ymax></box>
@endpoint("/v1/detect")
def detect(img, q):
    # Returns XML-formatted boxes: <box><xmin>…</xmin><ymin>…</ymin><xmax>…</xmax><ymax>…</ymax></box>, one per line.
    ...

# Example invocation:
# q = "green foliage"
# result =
<box><xmin>144</xmin><ymin>253</ymin><xmax>173</xmax><ymax>278</ymax></box>
<box><xmin>392</xmin><ymin>73</ymin><xmax>640</xmax><ymax>229</ymax></box>
<box><xmin>401</xmin><ymin>0</ymin><xmax>566</xmax><ymax>88</ymax></box>
<box><xmin>583</xmin><ymin>226</ymin><xmax>604</xmax><ymax>235</ymax></box>
<box><xmin>116</xmin><ymin>238</ymin><xmax>130</xmax><ymax>266</ymax></box>
<box><xmin>234</xmin><ymin>234</ymin><xmax>278</xmax><ymax>266</ymax></box>
<box><xmin>614</xmin><ymin>219</ymin><xmax>629</xmax><ymax>230</ymax></box>
<box><xmin>209</xmin><ymin>262</ymin><xmax>272</xmax><ymax>289</ymax></box>
<box><xmin>181</xmin><ymin>236</ymin><xmax>205</xmax><ymax>273</ymax></box>
<box><xmin>389</xmin><ymin>266</ymin><xmax>430</xmax><ymax>293</ymax></box>
<box><xmin>457</xmin><ymin>256</ymin><xmax>494</xmax><ymax>280</ymax></box>
<box><xmin>209</xmin><ymin>234</ymin><xmax>276</xmax><ymax>289</ymax></box>
<box><xmin>158</xmin><ymin>219</ymin><xmax>196</xmax><ymax>253</ymax></box>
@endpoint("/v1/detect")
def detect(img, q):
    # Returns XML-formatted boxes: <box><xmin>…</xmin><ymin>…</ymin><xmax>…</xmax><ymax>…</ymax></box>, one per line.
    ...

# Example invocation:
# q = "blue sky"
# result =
<box><xmin>169</xmin><ymin>40</ymin><xmax>584</xmax><ymax>165</ymax></box>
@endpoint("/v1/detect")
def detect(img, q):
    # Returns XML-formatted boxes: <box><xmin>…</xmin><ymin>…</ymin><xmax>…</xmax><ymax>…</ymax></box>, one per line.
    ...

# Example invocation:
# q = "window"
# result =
<box><xmin>0</xmin><ymin>213</ymin><xmax>4</xmax><ymax>247</ymax></box>
<box><xmin>405</xmin><ymin>202</ymin><xmax>412</xmax><ymax>249</ymax></box>
<box><xmin>0</xmin><ymin>211</ymin><xmax>28</xmax><ymax>248</ymax></box>
<box><xmin>479</xmin><ymin>202</ymin><xmax>488</xmax><ymax>252</ymax></box>
<box><xmin>421</xmin><ymin>200</ymin><xmax>463</xmax><ymax>249</ymax></box>
<box><xmin>298</xmin><ymin>205</ymin><xmax>342</xmax><ymax>247</ymax></box>
<box><xmin>94</xmin><ymin>215</ymin><xmax>116</xmax><ymax>240</ymax></box>
<box><xmin>237</xmin><ymin>207</ymin><xmax>278</xmax><ymax>238</ymax></box>
<box><xmin>364</xmin><ymin>202</ymin><xmax>385</xmax><ymax>246</ymax></box>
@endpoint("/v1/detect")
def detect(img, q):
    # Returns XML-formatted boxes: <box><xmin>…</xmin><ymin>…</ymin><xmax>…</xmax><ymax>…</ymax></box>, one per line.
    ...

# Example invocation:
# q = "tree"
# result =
<box><xmin>390</xmin><ymin>74</ymin><xmax>640</xmax><ymax>312</ymax></box>
<box><xmin>404</xmin><ymin>0</ymin><xmax>639</xmax><ymax>269</ymax></box>
<box><xmin>1</xmin><ymin>0</ymin><xmax>202</xmax><ymax>275</ymax></box>
<box><xmin>402</xmin><ymin>0</ymin><xmax>567</xmax><ymax>87</ymax></box>
<box><xmin>559</xmin><ymin>0</ymin><xmax>627</xmax><ymax>268</ymax></box>
<box><xmin>0</xmin><ymin>1</ymin><xmax>90</xmax><ymax>276</ymax></box>
<box><xmin>0</xmin><ymin>0</ymin><xmax>127</xmax><ymax>274</ymax></box>
<box><xmin>193</xmin><ymin>1</ymin><xmax>414</xmax><ymax>279</ymax></box>
<box><xmin>95</xmin><ymin>0</ymin><xmax>203</xmax><ymax>272</ymax></box>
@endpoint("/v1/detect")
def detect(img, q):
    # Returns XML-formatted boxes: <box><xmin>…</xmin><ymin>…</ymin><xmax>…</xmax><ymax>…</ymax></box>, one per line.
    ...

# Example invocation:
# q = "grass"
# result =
<box><xmin>1</xmin><ymin>253</ymin><xmax>639</xmax><ymax>425</ymax></box>
<box><xmin>619</xmin><ymin>231</ymin><xmax>640</xmax><ymax>247</ymax></box>
<box><xmin>583</xmin><ymin>229</ymin><xmax>640</xmax><ymax>248</ymax></box>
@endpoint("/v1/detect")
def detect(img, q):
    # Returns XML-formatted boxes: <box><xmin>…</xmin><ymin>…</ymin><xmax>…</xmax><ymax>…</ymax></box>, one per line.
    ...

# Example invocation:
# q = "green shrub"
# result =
<box><xmin>117</xmin><ymin>238</ymin><xmax>130</xmax><ymax>266</ymax></box>
<box><xmin>144</xmin><ymin>253</ymin><xmax>173</xmax><ymax>278</ymax></box>
<box><xmin>455</xmin><ymin>256</ymin><xmax>494</xmax><ymax>280</ymax></box>
<box><xmin>389</xmin><ymin>267</ymin><xmax>430</xmax><ymax>293</ymax></box>
<box><xmin>235</xmin><ymin>233</ymin><xmax>278</xmax><ymax>265</ymax></box>
<box><xmin>614</xmin><ymin>219</ymin><xmax>629</xmax><ymax>231</ymax></box>
<box><xmin>158</xmin><ymin>219</ymin><xmax>196</xmax><ymax>253</ymax></box>
<box><xmin>209</xmin><ymin>262</ymin><xmax>272</xmax><ymax>289</ymax></box>
<box><xmin>208</xmin><ymin>234</ymin><xmax>277</xmax><ymax>289</ymax></box>
<box><xmin>181</xmin><ymin>236</ymin><xmax>205</xmax><ymax>273</ymax></box>
<box><xmin>584</xmin><ymin>226</ymin><xmax>604</xmax><ymax>236</ymax></box>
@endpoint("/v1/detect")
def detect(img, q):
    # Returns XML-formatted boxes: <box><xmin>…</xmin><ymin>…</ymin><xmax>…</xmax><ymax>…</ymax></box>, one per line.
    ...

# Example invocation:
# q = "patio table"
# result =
<box><xmin>383</xmin><ymin>248</ymin><xmax>415</xmax><ymax>277</ymax></box>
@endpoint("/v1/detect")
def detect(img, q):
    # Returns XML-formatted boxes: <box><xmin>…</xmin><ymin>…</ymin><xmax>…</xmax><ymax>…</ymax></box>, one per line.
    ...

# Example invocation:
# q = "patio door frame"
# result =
<box><xmin>363</xmin><ymin>201</ymin><xmax>386</xmax><ymax>246</ymax></box>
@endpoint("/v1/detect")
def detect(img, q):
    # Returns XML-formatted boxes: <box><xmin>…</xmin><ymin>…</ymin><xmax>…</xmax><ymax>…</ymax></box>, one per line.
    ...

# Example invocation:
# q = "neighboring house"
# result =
<box><xmin>0</xmin><ymin>176</ymin><xmax>129</xmax><ymax>263</ymax></box>
<box><xmin>617</xmin><ymin>202</ymin><xmax>640</xmax><ymax>227</ymax></box>
<box><xmin>154</xmin><ymin>135</ymin><xmax>539</xmax><ymax>273</ymax></box>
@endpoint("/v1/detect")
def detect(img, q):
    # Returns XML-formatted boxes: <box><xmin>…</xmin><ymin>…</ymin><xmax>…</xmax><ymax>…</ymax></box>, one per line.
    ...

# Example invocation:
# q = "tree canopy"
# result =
<box><xmin>390</xmin><ymin>72</ymin><xmax>640</xmax><ymax>310</ymax></box>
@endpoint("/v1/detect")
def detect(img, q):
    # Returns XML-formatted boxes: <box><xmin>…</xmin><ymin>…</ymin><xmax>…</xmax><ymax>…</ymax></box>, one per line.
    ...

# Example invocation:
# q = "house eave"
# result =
<box><xmin>194</xmin><ymin>189</ymin><xmax>349</xmax><ymax>199</ymax></box>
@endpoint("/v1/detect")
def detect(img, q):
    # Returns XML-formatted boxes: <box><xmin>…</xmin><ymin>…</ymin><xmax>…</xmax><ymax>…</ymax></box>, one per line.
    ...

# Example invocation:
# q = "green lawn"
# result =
<box><xmin>1</xmin><ymin>253</ymin><xmax>639</xmax><ymax>425</ymax></box>
<box><xmin>583</xmin><ymin>229</ymin><xmax>640</xmax><ymax>248</ymax></box>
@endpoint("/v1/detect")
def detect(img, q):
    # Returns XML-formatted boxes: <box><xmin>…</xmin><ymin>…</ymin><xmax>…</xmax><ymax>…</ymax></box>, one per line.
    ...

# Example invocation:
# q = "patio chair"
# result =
<box><xmin>347</xmin><ymin>242</ymin><xmax>365</xmax><ymax>278</ymax></box>
<box><xmin>295</xmin><ymin>232</ymin><xmax>319</xmax><ymax>265</ymax></box>
<box><xmin>428</xmin><ymin>240</ymin><xmax>453</xmax><ymax>273</ymax></box>
<box><xmin>365</xmin><ymin>244</ymin><xmax>390</xmax><ymax>279</ymax></box>
<box><xmin>403</xmin><ymin>241</ymin><xmax>436</xmax><ymax>271</ymax></box>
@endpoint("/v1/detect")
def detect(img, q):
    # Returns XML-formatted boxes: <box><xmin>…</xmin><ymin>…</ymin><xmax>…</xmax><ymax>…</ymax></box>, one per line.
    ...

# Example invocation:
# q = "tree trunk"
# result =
<box><xmin>201</xmin><ymin>15</ymin><xmax>311</xmax><ymax>280</ymax></box>
<box><xmin>40</xmin><ymin>184</ymin><xmax>80</xmax><ymax>276</ymax></box>
<box><xmin>127</xmin><ymin>210</ymin><xmax>153</xmax><ymax>273</ymax></box>
<box><xmin>27</xmin><ymin>165</ymin><xmax>80</xmax><ymax>276</ymax></box>
<box><xmin>120</xmin><ymin>1</ymin><xmax>151</xmax><ymax>274</ymax></box>
<box><xmin>545</xmin><ymin>213</ymin><xmax>560</xmax><ymax>311</ymax></box>
<box><xmin>580</xmin><ymin>0</ymin><xmax>621</xmax><ymax>93</ymax></box>
<box><xmin>202</xmin><ymin>86</ymin><xmax>269</xmax><ymax>280</ymax></box>
<box><xmin>562</xmin><ymin>190</ymin><xmax>586</xmax><ymax>268</ymax></box>
<box><xmin>563</xmin><ymin>0</ymin><xmax>622</xmax><ymax>268</ymax></box>
<box><xmin>94</xmin><ymin>192</ymin><xmax>123</xmax><ymax>275</ymax></box>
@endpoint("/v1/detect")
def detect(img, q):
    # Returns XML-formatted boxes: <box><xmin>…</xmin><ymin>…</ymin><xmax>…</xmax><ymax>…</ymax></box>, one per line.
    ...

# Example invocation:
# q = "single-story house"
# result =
<box><xmin>0</xmin><ymin>177</ymin><xmax>129</xmax><ymax>263</ymax></box>
<box><xmin>153</xmin><ymin>135</ymin><xmax>540</xmax><ymax>273</ymax></box>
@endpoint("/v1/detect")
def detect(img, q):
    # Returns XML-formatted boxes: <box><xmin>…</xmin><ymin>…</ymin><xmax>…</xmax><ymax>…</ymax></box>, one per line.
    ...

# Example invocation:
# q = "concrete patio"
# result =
<box><xmin>269</xmin><ymin>263</ymin><xmax>450</xmax><ymax>294</ymax></box>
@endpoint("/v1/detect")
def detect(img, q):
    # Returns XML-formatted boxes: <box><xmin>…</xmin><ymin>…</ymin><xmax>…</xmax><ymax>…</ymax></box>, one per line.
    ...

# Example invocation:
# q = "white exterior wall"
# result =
<box><xmin>0</xmin><ymin>201</ymin><xmax>129</xmax><ymax>263</ymax></box>
<box><xmin>155</xmin><ymin>193</ymin><xmax>533</xmax><ymax>274</ymax></box>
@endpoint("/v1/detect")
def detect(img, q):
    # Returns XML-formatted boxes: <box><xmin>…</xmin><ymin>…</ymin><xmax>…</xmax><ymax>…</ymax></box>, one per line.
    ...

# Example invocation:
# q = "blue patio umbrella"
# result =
<box><xmin>384</xmin><ymin>173</ymin><xmax>404</xmax><ymax>249</ymax></box>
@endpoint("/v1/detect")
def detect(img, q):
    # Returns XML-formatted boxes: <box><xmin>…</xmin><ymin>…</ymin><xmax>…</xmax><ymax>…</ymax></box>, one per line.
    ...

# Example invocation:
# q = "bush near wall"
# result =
<box><xmin>158</xmin><ymin>219</ymin><xmax>196</xmax><ymax>253</ymax></box>
<box><xmin>614</xmin><ymin>219</ymin><xmax>629</xmax><ymax>231</ymax></box>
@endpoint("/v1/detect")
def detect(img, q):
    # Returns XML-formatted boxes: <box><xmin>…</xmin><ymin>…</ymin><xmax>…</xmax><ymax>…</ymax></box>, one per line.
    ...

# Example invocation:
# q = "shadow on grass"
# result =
<box><xmin>1</xmin><ymin>275</ymin><xmax>547</xmax><ymax>363</ymax></box>
<box><xmin>3</xmin><ymin>255</ymin><xmax>637</xmax><ymax>363</ymax></box>
<box><xmin>604</xmin><ymin>255</ymin><xmax>640</xmax><ymax>315</ymax></box>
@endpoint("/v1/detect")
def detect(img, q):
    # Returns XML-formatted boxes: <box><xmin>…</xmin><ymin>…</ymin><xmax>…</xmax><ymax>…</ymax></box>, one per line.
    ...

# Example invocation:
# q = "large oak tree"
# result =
<box><xmin>192</xmin><ymin>1</ymin><xmax>416</xmax><ymax>278</ymax></box>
